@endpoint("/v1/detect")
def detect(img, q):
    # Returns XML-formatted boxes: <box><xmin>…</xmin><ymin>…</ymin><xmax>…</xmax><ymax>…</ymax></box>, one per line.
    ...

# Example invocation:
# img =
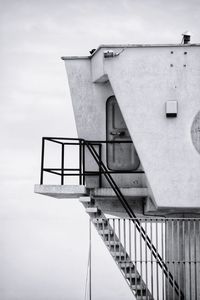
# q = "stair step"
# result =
<box><xmin>98</xmin><ymin>229</ymin><xmax>113</xmax><ymax>235</ymax></box>
<box><xmin>79</xmin><ymin>196</ymin><xmax>91</xmax><ymax>203</ymax></box>
<box><xmin>118</xmin><ymin>262</ymin><xmax>133</xmax><ymax>268</ymax></box>
<box><xmin>129</xmin><ymin>278</ymin><xmax>141</xmax><ymax>287</ymax></box>
<box><xmin>135</xmin><ymin>294</ymin><xmax>149</xmax><ymax>300</ymax></box>
<box><xmin>132</xmin><ymin>284</ymin><xmax>145</xmax><ymax>291</ymax></box>
<box><xmin>93</xmin><ymin>219</ymin><xmax>107</xmax><ymax>225</ymax></box>
<box><xmin>136</xmin><ymin>288</ymin><xmax>147</xmax><ymax>296</ymax></box>
<box><xmin>105</xmin><ymin>240</ymin><xmax>120</xmax><ymax>246</ymax></box>
<box><xmin>111</xmin><ymin>251</ymin><xmax>126</xmax><ymax>257</ymax></box>
<box><xmin>125</xmin><ymin>272</ymin><xmax>139</xmax><ymax>279</ymax></box>
<box><xmin>85</xmin><ymin>207</ymin><xmax>98</xmax><ymax>213</ymax></box>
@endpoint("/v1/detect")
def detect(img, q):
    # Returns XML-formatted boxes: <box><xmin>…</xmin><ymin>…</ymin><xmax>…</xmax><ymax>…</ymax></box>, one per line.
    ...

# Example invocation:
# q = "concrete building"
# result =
<box><xmin>35</xmin><ymin>41</ymin><xmax>200</xmax><ymax>299</ymax></box>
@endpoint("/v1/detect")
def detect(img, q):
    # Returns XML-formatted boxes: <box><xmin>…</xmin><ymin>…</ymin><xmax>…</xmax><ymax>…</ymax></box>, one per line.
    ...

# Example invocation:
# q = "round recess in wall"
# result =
<box><xmin>191</xmin><ymin>111</ymin><xmax>200</xmax><ymax>154</ymax></box>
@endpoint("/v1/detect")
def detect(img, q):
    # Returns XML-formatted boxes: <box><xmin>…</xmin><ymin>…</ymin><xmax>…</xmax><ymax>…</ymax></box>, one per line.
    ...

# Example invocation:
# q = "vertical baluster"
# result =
<box><xmin>172</xmin><ymin>219</ymin><xmax>174</xmax><ymax>300</ymax></box>
<box><xmin>118</xmin><ymin>219</ymin><xmax>121</xmax><ymax>261</ymax></box>
<box><xmin>162</xmin><ymin>219</ymin><xmax>164</xmax><ymax>300</ymax></box>
<box><xmin>129</xmin><ymin>219</ymin><xmax>132</xmax><ymax>286</ymax></box>
<box><xmin>129</xmin><ymin>219</ymin><xmax>132</xmax><ymax>261</ymax></box>
<box><xmin>135</xmin><ymin>220</ymin><xmax>137</xmax><ymax>292</ymax></box>
<box><xmin>140</xmin><ymin>219</ymin><xmax>143</xmax><ymax>299</ymax></box>
<box><xmin>156</xmin><ymin>219</ymin><xmax>159</xmax><ymax>300</ymax></box>
<box><xmin>166</xmin><ymin>219</ymin><xmax>169</xmax><ymax>300</ymax></box>
<box><xmin>98</xmin><ymin>144</ymin><xmax>102</xmax><ymax>188</ymax></box>
<box><xmin>188</xmin><ymin>220</ymin><xmax>192</xmax><ymax>300</ymax></box>
<box><xmin>123</xmin><ymin>219</ymin><xmax>127</xmax><ymax>279</ymax></box>
<box><xmin>183</xmin><ymin>219</ymin><xmax>186</xmax><ymax>300</ymax></box>
<box><xmin>145</xmin><ymin>219</ymin><xmax>148</xmax><ymax>299</ymax></box>
<box><xmin>82</xmin><ymin>142</ymin><xmax>85</xmax><ymax>185</ymax></box>
<box><xmin>124</xmin><ymin>219</ymin><xmax>126</xmax><ymax>256</ymax></box>
<box><xmin>79</xmin><ymin>141</ymin><xmax>82</xmax><ymax>185</ymax></box>
<box><xmin>113</xmin><ymin>219</ymin><xmax>116</xmax><ymax>260</ymax></box>
<box><xmin>40</xmin><ymin>138</ymin><xmax>45</xmax><ymax>184</ymax></box>
<box><xmin>150</xmin><ymin>219</ymin><xmax>153</xmax><ymax>298</ymax></box>
<box><xmin>108</xmin><ymin>218</ymin><xmax>111</xmax><ymax>250</ymax></box>
<box><xmin>194</xmin><ymin>219</ymin><xmax>197</xmax><ymax>300</ymax></box>
<box><xmin>61</xmin><ymin>143</ymin><xmax>64</xmax><ymax>185</ymax></box>
<box><xmin>178</xmin><ymin>219</ymin><xmax>181</xmax><ymax>300</ymax></box>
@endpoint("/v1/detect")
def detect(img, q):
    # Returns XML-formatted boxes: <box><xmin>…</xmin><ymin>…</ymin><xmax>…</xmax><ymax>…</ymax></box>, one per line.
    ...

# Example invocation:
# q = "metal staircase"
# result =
<box><xmin>86</xmin><ymin>141</ymin><xmax>185</xmax><ymax>299</ymax></box>
<box><xmin>39</xmin><ymin>137</ymin><xmax>185</xmax><ymax>300</ymax></box>
<box><xmin>80</xmin><ymin>196</ymin><xmax>153</xmax><ymax>300</ymax></box>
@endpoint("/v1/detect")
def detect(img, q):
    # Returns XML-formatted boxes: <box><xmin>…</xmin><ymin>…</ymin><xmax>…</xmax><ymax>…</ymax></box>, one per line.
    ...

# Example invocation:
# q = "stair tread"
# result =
<box><xmin>125</xmin><ymin>272</ymin><xmax>139</xmax><ymax>278</ymax></box>
<box><xmin>85</xmin><ymin>207</ymin><xmax>98</xmax><ymax>213</ymax></box>
<box><xmin>98</xmin><ymin>229</ymin><xmax>113</xmax><ymax>235</ymax></box>
<box><xmin>105</xmin><ymin>240</ymin><xmax>120</xmax><ymax>246</ymax></box>
<box><xmin>111</xmin><ymin>251</ymin><xmax>126</xmax><ymax>256</ymax></box>
<box><xmin>93</xmin><ymin>218</ymin><xmax>107</xmax><ymax>224</ymax></box>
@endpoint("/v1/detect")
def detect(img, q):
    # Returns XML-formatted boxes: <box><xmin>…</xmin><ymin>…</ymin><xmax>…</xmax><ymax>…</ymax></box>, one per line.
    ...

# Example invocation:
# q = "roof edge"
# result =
<box><xmin>61</xmin><ymin>43</ymin><xmax>200</xmax><ymax>60</ymax></box>
<box><xmin>61</xmin><ymin>56</ymin><xmax>90</xmax><ymax>60</ymax></box>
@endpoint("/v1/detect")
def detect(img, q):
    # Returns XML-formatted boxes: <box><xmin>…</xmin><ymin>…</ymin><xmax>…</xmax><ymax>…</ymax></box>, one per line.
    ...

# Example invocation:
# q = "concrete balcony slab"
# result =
<box><xmin>34</xmin><ymin>184</ymin><xmax>88</xmax><ymax>199</ymax></box>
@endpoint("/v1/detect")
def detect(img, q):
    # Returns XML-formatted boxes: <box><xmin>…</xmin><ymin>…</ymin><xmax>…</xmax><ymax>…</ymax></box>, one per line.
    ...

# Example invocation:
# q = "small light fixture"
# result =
<box><xmin>165</xmin><ymin>100</ymin><xmax>178</xmax><ymax>118</ymax></box>
<box><xmin>181</xmin><ymin>31</ymin><xmax>191</xmax><ymax>44</ymax></box>
<box><xmin>104</xmin><ymin>50</ymin><xmax>114</xmax><ymax>58</ymax></box>
<box><xmin>104</xmin><ymin>49</ymin><xmax>125</xmax><ymax>58</ymax></box>
<box><xmin>89</xmin><ymin>49</ymin><xmax>96</xmax><ymax>55</ymax></box>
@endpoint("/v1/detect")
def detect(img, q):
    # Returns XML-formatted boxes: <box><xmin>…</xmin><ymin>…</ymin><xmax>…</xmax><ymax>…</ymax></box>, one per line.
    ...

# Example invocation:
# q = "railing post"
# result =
<box><xmin>83</xmin><ymin>141</ymin><xmax>85</xmax><ymax>185</ymax></box>
<box><xmin>99</xmin><ymin>144</ymin><xmax>102</xmax><ymax>188</ymax></box>
<box><xmin>79</xmin><ymin>140</ymin><xmax>82</xmax><ymax>185</ymax></box>
<box><xmin>40</xmin><ymin>137</ymin><xmax>45</xmax><ymax>184</ymax></box>
<box><xmin>61</xmin><ymin>143</ymin><xmax>64</xmax><ymax>185</ymax></box>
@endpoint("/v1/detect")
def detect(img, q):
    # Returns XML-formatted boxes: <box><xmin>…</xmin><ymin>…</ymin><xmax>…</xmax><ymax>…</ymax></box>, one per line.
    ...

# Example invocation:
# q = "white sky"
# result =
<box><xmin>1</xmin><ymin>0</ymin><xmax>200</xmax><ymax>299</ymax></box>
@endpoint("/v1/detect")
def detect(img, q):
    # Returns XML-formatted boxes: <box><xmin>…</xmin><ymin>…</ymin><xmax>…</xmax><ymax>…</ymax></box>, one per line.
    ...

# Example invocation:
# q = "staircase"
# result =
<box><xmin>38</xmin><ymin>137</ymin><xmax>185</xmax><ymax>299</ymax></box>
<box><xmin>80</xmin><ymin>196</ymin><xmax>153</xmax><ymax>300</ymax></box>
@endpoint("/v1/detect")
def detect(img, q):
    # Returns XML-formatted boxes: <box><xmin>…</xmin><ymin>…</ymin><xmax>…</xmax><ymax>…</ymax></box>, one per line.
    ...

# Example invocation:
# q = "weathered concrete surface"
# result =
<box><xmin>63</xmin><ymin>43</ymin><xmax>200</xmax><ymax>212</ymax></box>
<box><xmin>64</xmin><ymin>58</ymin><xmax>144</xmax><ymax>189</ymax></box>
<box><xmin>94</xmin><ymin>197</ymin><xmax>145</xmax><ymax>217</ymax></box>
<box><xmin>104</xmin><ymin>45</ymin><xmax>200</xmax><ymax>209</ymax></box>
<box><xmin>92</xmin><ymin>187</ymin><xmax>148</xmax><ymax>197</ymax></box>
<box><xmin>34</xmin><ymin>184</ymin><xmax>88</xmax><ymax>198</ymax></box>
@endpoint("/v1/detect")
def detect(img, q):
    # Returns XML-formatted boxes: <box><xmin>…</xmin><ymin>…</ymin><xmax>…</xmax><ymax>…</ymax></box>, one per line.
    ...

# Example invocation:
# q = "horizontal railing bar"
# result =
<box><xmin>45</xmin><ymin>139</ymin><xmax>64</xmax><ymax>145</ymax></box>
<box><xmin>43</xmin><ymin>137</ymin><xmax>133</xmax><ymax>144</ymax></box>
<box><xmin>43</xmin><ymin>168</ymin><xmax>80</xmax><ymax>171</ymax></box>
<box><xmin>43</xmin><ymin>168</ymin><xmax>143</xmax><ymax>174</ymax></box>
<box><xmin>63</xmin><ymin>143</ymin><xmax>81</xmax><ymax>145</ymax></box>
<box><xmin>106</xmin><ymin>217</ymin><xmax>200</xmax><ymax>221</ymax></box>
<box><xmin>129</xmin><ymin>260</ymin><xmax>200</xmax><ymax>263</ymax></box>
<box><xmin>43</xmin><ymin>137</ymin><xmax>83</xmax><ymax>141</ymax></box>
<box><xmin>43</xmin><ymin>169</ymin><xmax>61</xmax><ymax>175</ymax></box>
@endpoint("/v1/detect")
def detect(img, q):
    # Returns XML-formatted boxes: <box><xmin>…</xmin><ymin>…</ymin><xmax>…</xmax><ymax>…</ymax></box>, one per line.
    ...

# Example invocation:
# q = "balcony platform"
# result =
<box><xmin>34</xmin><ymin>184</ymin><xmax>89</xmax><ymax>198</ymax></box>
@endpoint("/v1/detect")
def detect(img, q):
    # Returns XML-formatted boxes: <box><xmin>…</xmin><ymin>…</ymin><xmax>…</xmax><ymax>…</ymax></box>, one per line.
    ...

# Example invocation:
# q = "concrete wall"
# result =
<box><xmin>103</xmin><ymin>45</ymin><xmax>200</xmax><ymax>209</ymax></box>
<box><xmin>64</xmin><ymin>58</ymin><xmax>145</xmax><ymax>188</ymax></box>
<box><xmin>64</xmin><ymin>44</ymin><xmax>200</xmax><ymax>211</ymax></box>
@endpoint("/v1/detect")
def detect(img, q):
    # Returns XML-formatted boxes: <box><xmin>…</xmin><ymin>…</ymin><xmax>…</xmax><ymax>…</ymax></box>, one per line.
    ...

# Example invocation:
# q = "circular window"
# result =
<box><xmin>191</xmin><ymin>111</ymin><xmax>200</xmax><ymax>154</ymax></box>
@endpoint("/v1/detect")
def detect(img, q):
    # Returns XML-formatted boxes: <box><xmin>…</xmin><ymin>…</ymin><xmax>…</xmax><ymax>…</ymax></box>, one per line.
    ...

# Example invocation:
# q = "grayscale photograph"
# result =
<box><xmin>1</xmin><ymin>0</ymin><xmax>200</xmax><ymax>299</ymax></box>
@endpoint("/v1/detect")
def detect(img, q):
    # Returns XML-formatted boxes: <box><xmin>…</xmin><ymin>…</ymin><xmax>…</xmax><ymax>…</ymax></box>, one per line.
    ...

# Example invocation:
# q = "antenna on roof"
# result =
<box><xmin>181</xmin><ymin>31</ymin><xmax>191</xmax><ymax>44</ymax></box>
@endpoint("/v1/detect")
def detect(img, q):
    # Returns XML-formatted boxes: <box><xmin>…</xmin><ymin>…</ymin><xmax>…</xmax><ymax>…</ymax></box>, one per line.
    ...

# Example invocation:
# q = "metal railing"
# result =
<box><xmin>39</xmin><ymin>137</ymin><xmax>184</xmax><ymax>298</ymax></box>
<box><xmin>40</xmin><ymin>137</ymin><xmax>144</xmax><ymax>186</ymax></box>
<box><xmin>96</xmin><ymin>217</ymin><xmax>200</xmax><ymax>300</ymax></box>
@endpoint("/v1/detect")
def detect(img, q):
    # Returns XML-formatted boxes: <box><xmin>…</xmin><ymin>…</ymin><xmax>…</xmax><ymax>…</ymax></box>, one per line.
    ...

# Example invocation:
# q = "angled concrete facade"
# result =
<box><xmin>62</xmin><ymin>43</ymin><xmax>200</xmax><ymax>215</ymax></box>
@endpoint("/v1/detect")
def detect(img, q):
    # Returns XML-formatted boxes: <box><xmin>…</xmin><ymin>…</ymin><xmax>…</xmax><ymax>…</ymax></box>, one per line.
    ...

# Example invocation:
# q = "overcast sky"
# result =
<box><xmin>1</xmin><ymin>0</ymin><xmax>200</xmax><ymax>299</ymax></box>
